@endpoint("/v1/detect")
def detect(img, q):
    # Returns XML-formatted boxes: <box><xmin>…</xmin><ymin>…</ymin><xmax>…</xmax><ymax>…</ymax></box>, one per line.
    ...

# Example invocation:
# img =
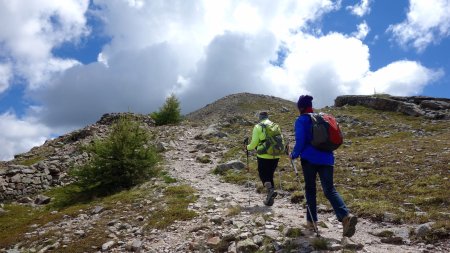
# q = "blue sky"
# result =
<box><xmin>0</xmin><ymin>0</ymin><xmax>449</xmax><ymax>160</ymax></box>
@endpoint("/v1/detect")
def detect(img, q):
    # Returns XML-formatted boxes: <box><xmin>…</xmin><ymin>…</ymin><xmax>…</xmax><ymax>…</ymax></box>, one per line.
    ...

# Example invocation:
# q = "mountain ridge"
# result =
<box><xmin>1</xmin><ymin>92</ymin><xmax>449</xmax><ymax>252</ymax></box>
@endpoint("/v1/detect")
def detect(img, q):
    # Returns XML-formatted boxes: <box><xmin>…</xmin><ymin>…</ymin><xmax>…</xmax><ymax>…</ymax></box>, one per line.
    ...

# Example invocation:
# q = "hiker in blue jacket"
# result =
<box><xmin>290</xmin><ymin>95</ymin><xmax>357</xmax><ymax>237</ymax></box>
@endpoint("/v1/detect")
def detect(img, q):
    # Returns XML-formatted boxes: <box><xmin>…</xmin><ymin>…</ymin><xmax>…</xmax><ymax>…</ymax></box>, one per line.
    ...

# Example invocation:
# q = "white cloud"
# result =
<box><xmin>358</xmin><ymin>61</ymin><xmax>444</xmax><ymax>95</ymax></box>
<box><xmin>388</xmin><ymin>0</ymin><xmax>450</xmax><ymax>52</ymax></box>
<box><xmin>0</xmin><ymin>112</ymin><xmax>51</xmax><ymax>161</ymax></box>
<box><xmin>37</xmin><ymin>42</ymin><xmax>183</xmax><ymax>128</ymax></box>
<box><xmin>0</xmin><ymin>0</ymin><xmax>445</xmax><ymax>160</ymax></box>
<box><xmin>0</xmin><ymin>0</ymin><xmax>89</xmax><ymax>88</ymax></box>
<box><xmin>35</xmin><ymin>0</ymin><xmax>341</xmax><ymax>127</ymax></box>
<box><xmin>353</xmin><ymin>21</ymin><xmax>370</xmax><ymax>40</ymax></box>
<box><xmin>179</xmin><ymin>31</ymin><xmax>277</xmax><ymax>113</ymax></box>
<box><xmin>265</xmin><ymin>32</ymin><xmax>371</xmax><ymax>107</ymax></box>
<box><xmin>31</xmin><ymin>0</ymin><xmax>445</xmax><ymax>121</ymax></box>
<box><xmin>94</xmin><ymin>0</ymin><xmax>339</xmax><ymax>64</ymax></box>
<box><xmin>262</xmin><ymin>33</ymin><xmax>441</xmax><ymax>107</ymax></box>
<box><xmin>347</xmin><ymin>0</ymin><xmax>371</xmax><ymax>17</ymax></box>
<box><xmin>0</xmin><ymin>63</ymin><xmax>12</xmax><ymax>93</ymax></box>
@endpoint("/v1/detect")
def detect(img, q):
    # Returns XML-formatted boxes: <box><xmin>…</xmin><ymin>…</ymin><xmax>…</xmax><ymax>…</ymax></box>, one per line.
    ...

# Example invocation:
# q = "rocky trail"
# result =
<box><xmin>143</xmin><ymin>125</ymin><xmax>438</xmax><ymax>252</ymax></box>
<box><xmin>3</xmin><ymin>123</ymin><xmax>447</xmax><ymax>253</ymax></box>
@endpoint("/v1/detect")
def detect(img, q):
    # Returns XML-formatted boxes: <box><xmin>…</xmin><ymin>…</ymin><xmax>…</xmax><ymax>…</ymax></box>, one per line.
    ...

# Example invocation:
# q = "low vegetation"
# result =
<box><xmin>151</xmin><ymin>94</ymin><xmax>183</xmax><ymax>126</ymax></box>
<box><xmin>0</xmin><ymin>115</ymin><xmax>195</xmax><ymax>250</ymax></box>
<box><xmin>16</xmin><ymin>156</ymin><xmax>44</xmax><ymax>166</ymax></box>
<box><xmin>212</xmin><ymin>104</ymin><xmax>449</xmax><ymax>242</ymax></box>
<box><xmin>1</xmin><ymin>93</ymin><xmax>448</xmax><ymax>250</ymax></box>
<box><xmin>70</xmin><ymin>115</ymin><xmax>160</xmax><ymax>197</ymax></box>
<box><xmin>0</xmin><ymin>178</ymin><xmax>197</xmax><ymax>250</ymax></box>
<box><xmin>146</xmin><ymin>185</ymin><xmax>198</xmax><ymax>229</ymax></box>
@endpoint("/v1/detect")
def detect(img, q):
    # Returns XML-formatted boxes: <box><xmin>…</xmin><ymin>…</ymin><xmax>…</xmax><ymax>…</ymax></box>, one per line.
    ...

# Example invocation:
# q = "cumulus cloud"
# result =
<box><xmin>37</xmin><ymin>42</ymin><xmax>181</xmax><ymax>128</ymax></box>
<box><xmin>358</xmin><ymin>61</ymin><xmax>444</xmax><ymax>95</ymax></box>
<box><xmin>261</xmin><ymin>33</ymin><xmax>442</xmax><ymax>107</ymax></box>
<box><xmin>94</xmin><ymin>0</ymin><xmax>339</xmax><ymax>66</ymax></box>
<box><xmin>0</xmin><ymin>63</ymin><xmax>12</xmax><ymax>93</ymax></box>
<box><xmin>353</xmin><ymin>21</ymin><xmax>370</xmax><ymax>40</ymax></box>
<box><xmin>0</xmin><ymin>0</ymin><xmax>89</xmax><ymax>87</ymax></box>
<box><xmin>272</xmin><ymin>33</ymin><xmax>370</xmax><ymax>107</ymax></box>
<box><xmin>347</xmin><ymin>0</ymin><xmax>372</xmax><ymax>17</ymax></box>
<box><xmin>0</xmin><ymin>0</ymin><xmax>445</xmax><ymax>160</ymax></box>
<box><xmin>0</xmin><ymin>112</ymin><xmax>51</xmax><ymax>161</ymax></box>
<box><xmin>35</xmin><ymin>0</ymin><xmax>341</xmax><ymax>127</ymax></box>
<box><xmin>29</xmin><ymin>0</ymin><xmax>445</xmax><ymax>121</ymax></box>
<box><xmin>179</xmin><ymin>31</ymin><xmax>277</xmax><ymax>113</ymax></box>
<box><xmin>387</xmin><ymin>0</ymin><xmax>450</xmax><ymax>52</ymax></box>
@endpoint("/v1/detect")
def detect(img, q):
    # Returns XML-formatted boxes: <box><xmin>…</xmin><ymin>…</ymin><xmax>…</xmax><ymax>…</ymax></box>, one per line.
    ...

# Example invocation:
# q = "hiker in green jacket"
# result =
<box><xmin>246</xmin><ymin>111</ymin><xmax>281</xmax><ymax>206</ymax></box>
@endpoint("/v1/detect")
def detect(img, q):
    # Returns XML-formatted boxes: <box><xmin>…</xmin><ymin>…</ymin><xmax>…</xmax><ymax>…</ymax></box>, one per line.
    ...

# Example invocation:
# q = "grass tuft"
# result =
<box><xmin>146</xmin><ymin>185</ymin><xmax>198</xmax><ymax>229</ymax></box>
<box><xmin>311</xmin><ymin>237</ymin><xmax>328</xmax><ymax>250</ymax></box>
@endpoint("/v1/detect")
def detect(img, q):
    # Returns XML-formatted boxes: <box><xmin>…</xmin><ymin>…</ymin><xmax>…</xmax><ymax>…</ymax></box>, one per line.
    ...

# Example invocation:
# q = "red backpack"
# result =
<box><xmin>308</xmin><ymin>113</ymin><xmax>343</xmax><ymax>151</ymax></box>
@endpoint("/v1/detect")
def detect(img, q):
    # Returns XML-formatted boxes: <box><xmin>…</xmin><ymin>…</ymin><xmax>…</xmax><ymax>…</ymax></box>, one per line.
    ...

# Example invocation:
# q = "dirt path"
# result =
<box><xmin>149</xmin><ymin>125</ymin><xmax>429</xmax><ymax>252</ymax></box>
<box><xmin>6</xmin><ymin>124</ymin><xmax>445</xmax><ymax>253</ymax></box>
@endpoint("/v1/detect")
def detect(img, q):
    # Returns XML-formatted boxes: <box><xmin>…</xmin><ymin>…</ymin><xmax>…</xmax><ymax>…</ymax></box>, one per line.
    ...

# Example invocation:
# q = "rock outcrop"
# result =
<box><xmin>0</xmin><ymin>113</ymin><xmax>154</xmax><ymax>202</ymax></box>
<box><xmin>335</xmin><ymin>95</ymin><xmax>450</xmax><ymax>119</ymax></box>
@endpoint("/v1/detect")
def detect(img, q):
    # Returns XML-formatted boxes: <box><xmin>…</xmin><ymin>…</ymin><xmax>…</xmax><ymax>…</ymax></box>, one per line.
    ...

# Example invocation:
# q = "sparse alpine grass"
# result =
<box><xmin>16</xmin><ymin>156</ymin><xmax>44</xmax><ymax>166</ymax></box>
<box><xmin>311</xmin><ymin>237</ymin><xmax>329</xmax><ymax>250</ymax></box>
<box><xmin>0</xmin><ymin>174</ymin><xmax>196</xmax><ymax>250</ymax></box>
<box><xmin>212</xmin><ymin>104</ymin><xmax>449</xmax><ymax>243</ymax></box>
<box><xmin>226</xmin><ymin>205</ymin><xmax>242</xmax><ymax>216</ymax></box>
<box><xmin>145</xmin><ymin>185</ymin><xmax>198</xmax><ymax>229</ymax></box>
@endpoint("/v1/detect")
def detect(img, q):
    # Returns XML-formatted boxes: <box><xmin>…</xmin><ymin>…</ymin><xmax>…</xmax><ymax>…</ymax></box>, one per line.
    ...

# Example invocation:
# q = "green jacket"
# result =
<box><xmin>246</xmin><ymin>118</ymin><xmax>281</xmax><ymax>159</ymax></box>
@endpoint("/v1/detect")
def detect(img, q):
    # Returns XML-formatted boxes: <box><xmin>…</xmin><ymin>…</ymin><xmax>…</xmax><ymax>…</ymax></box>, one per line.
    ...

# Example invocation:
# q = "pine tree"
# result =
<box><xmin>71</xmin><ymin>115</ymin><xmax>159</xmax><ymax>196</ymax></box>
<box><xmin>151</xmin><ymin>94</ymin><xmax>182</xmax><ymax>126</ymax></box>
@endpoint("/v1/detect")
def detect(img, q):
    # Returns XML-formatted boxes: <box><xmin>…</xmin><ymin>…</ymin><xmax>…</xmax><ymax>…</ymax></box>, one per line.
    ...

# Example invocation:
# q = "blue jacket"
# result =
<box><xmin>291</xmin><ymin>114</ymin><xmax>334</xmax><ymax>165</ymax></box>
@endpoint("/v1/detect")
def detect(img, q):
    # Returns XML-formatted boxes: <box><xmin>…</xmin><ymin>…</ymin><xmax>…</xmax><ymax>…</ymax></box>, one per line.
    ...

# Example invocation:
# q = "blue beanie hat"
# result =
<box><xmin>297</xmin><ymin>95</ymin><xmax>313</xmax><ymax>109</ymax></box>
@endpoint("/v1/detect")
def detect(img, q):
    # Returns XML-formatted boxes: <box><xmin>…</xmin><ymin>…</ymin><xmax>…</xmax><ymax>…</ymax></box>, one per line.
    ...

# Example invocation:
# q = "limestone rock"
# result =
<box><xmin>215</xmin><ymin>160</ymin><xmax>245</xmax><ymax>174</ymax></box>
<box><xmin>236</xmin><ymin>238</ymin><xmax>259</xmax><ymax>253</ymax></box>
<box><xmin>34</xmin><ymin>195</ymin><xmax>51</xmax><ymax>205</ymax></box>
<box><xmin>101</xmin><ymin>240</ymin><xmax>115</xmax><ymax>251</ymax></box>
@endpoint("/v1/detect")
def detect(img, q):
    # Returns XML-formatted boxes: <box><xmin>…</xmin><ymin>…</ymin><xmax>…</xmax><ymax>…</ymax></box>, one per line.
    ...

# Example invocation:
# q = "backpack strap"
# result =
<box><xmin>258</xmin><ymin>122</ymin><xmax>267</xmax><ymax>143</ymax></box>
<box><xmin>307</xmin><ymin>112</ymin><xmax>318</xmax><ymax>121</ymax></box>
<box><xmin>256</xmin><ymin>122</ymin><xmax>269</xmax><ymax>154</ymax></box>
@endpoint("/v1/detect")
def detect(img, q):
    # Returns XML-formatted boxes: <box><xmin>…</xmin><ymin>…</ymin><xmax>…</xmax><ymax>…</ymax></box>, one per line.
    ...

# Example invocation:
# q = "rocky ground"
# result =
<box><xmin>2</xmin><ymin>115</ymin><xmax>449</xmax><ymax>252</ymax></box>
<box><xmin>140</xmin><ymin>125</ymin><xmax>447</xmax><ymax>253</ymax></box>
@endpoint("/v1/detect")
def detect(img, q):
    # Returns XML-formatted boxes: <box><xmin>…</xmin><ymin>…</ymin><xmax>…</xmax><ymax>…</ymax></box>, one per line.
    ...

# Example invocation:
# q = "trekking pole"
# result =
<box><xmin>244</xmin><ymin>137</ymin><xmax>251</xmax><ymax>206</ymax></box>
<box><xmin>278</xmin><ymin>142</ymin><xmax>290</xmax><ymax>191</ymax></box>
<box><xmin>290</xmin><ymin>159</ymin><xmax>320</xmax><ymax>237</ymax></box>
<box><xmin>286</xmin><ymin>145</ymin><xmax>320</xmax><ymax>237</ymax></box>
<box><xmin>278</xmin><ymin>168</ymin><xmax>282</xmax><ymax>191</ymax></box>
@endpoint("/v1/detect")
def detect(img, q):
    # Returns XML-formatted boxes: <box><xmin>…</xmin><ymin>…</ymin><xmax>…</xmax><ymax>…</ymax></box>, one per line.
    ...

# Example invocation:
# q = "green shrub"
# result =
<box><xmin>70</xmin><ymin>115</ymin><xmax>160</xmax><ymax>196</ymax></box>
<box><xmin>151</xmin><ymin>94</ymin><xmax>182</xmax><ymax>126</ymax></box>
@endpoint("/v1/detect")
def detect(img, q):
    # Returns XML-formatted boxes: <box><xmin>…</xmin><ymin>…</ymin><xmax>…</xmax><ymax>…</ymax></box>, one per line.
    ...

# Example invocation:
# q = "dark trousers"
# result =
<box><xmin>301</xmin><ymin>159</ymin><xmax>349</xmax><ymax>222</ymax></box>
<box><xmin>257</xmin><ymin>157</ymin><xmax>279</xmax><ymax>188</ymax></box>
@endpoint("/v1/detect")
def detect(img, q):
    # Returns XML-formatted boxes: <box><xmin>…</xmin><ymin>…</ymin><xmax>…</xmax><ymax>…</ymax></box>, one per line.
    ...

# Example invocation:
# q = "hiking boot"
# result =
<box><xmin>263</xmin><ymin>182</ymin><xmax>278</xmax><ymax>206</ymax></box>
<box><xmin>342</xmin><ymin>214</ymin><xmax>358</xmax><ymax>237</ymax></box>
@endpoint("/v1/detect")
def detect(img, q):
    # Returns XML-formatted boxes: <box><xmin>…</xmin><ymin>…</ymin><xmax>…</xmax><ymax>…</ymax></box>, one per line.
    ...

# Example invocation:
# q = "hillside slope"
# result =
<box><xmin>185</xmin><ymin>92</ymin><xmax>296</xmax><ymax>123</ymax></box>
<box><xmin>0</xmin><ymin>93</ymin><xmax>449</xmax><ymax>252</ymax></box>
